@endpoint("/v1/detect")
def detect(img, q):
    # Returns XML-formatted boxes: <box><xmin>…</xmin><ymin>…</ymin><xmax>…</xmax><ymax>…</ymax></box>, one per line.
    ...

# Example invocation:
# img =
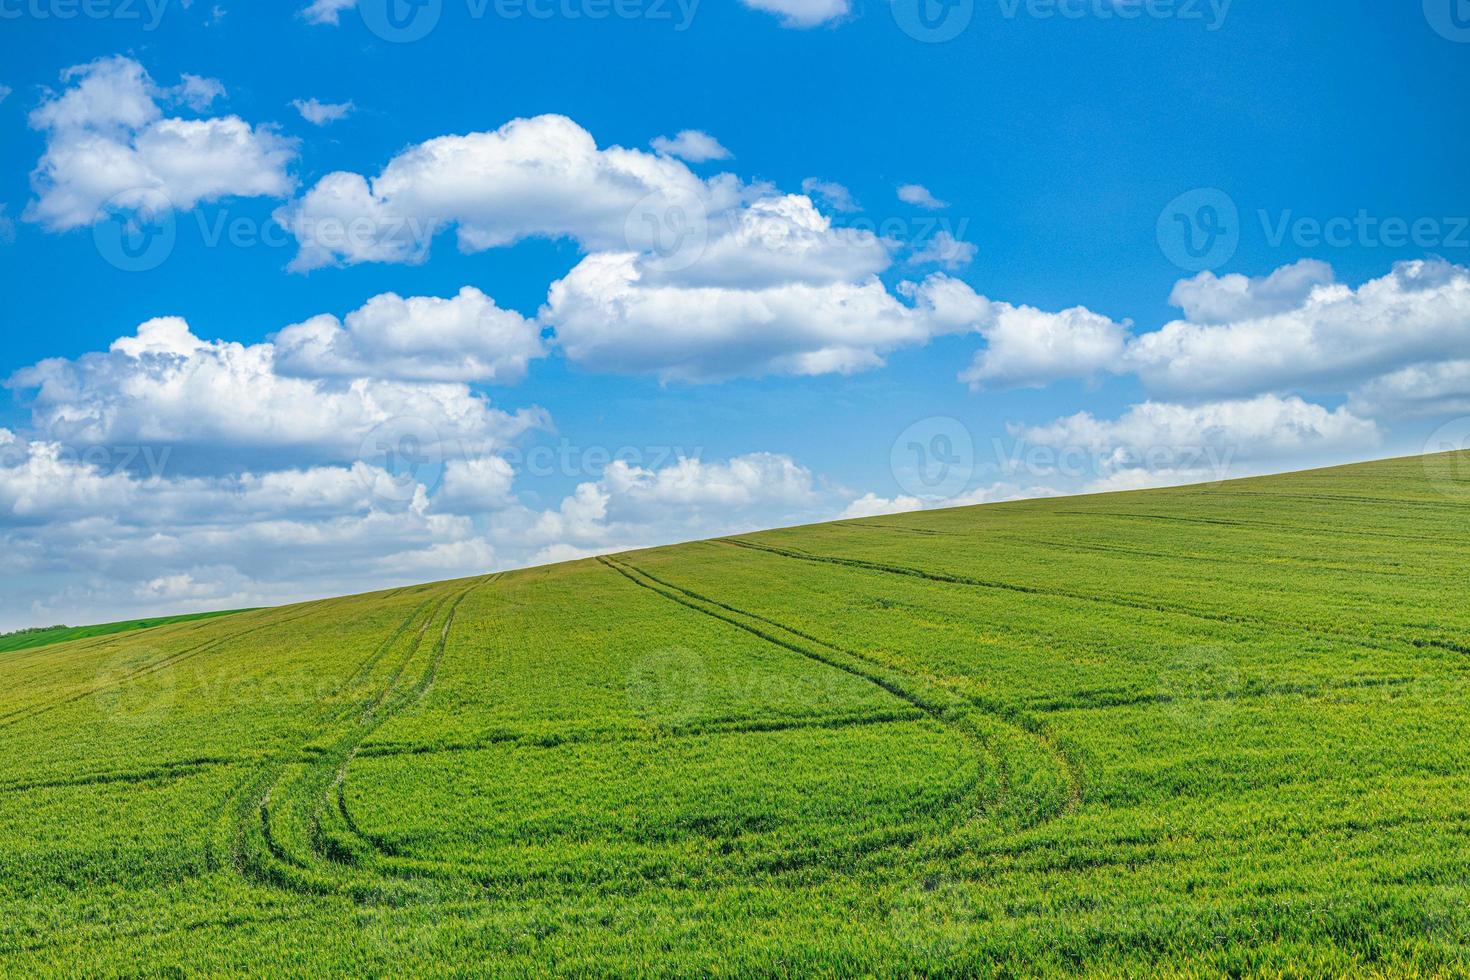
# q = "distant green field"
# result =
<box><xmin>0</xmin><ymin>610</ymin><xmax>253</xmax><ymax>655</ymax></box>
<box><xmin>3</xmin><ymin>452</ymin><xmax>1470</xmax><ymax>975</ymax></box>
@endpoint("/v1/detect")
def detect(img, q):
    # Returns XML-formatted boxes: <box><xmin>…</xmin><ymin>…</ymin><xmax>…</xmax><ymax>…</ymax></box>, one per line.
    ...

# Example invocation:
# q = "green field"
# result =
<box><xmin>4</xmin><ymin>452</ymin><xmax>1470</xmax><ymax>976</ymax></box>
<box><xmin>0</xmin><ymin>610</ymin><xmax>254</xmax><ymax>656</ymax></box>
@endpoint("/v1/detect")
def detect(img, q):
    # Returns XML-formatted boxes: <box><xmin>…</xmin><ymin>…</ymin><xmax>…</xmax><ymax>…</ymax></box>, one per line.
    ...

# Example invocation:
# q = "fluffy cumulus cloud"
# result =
<box><xmin>271</xmin><ymin>111</ymin><xmax>1123</xmax><ymax>386</ymax></box>
<box><xmin>959</xmin><ymin>258</ymin><xmax>1470</xmax><ymax>421</ymax></box>
<box><xmin>909</xmin><ymin>230</ymin><xmax>977</xmax><ymax>270</ymax></box>
<box><xmin>301</xmin><ymin>0</ymin><xmax>355</xmax><ymax>23</ymax></box>
<box><xmin>0</xmin><ymin>303</ymin><xmax>924</xmax><ymax>629</ymax></box>
<box><xmin>7</xmin><ymin>306</ymin><xmax>543</xmax><ymax>468</ymax></box>
<box><xmin>292</xmin><ymin>98</ymin><xmax>354</xmax><ymax>126</ymax></box>
<box><xmin>541</xmin><ymin>193</ymin><xmax>946</xmax><ymax>380</ymax></box>
<box><xmin>1010</xmin><ymin>395</ymin><xmax>1380</xmax><ymax>491</ymax></box>
<box><xmin>0</xmin><ymin>422</ymin><xmax>890</xmax><ymax>630</ymax></box>
<box><xmin>897</xmin><ymin>184</ymin><xmax>947</xmax><ymax>210</ymax></box>
<box><xmin>650</xmin><ymin>130</ymin><xmax>731</xmax><ymax>162</ymax></box>
<box><xmin>1130</xmin><ymin>259</ymin><xmax>1470</xmax><ymax>403</ymax></box>
<box><xmin>1166</xmin><ymin>259</ymin><xmax>1336</xmax><ymax>325</ymax></box>
<box><xmin>276</xmin><ymin>114</ymin><xmax>741</xmax><ymax>271</ymax></box>
<box><xmin>0</xmin><ymin>430</ymin><xmax>497</xmax><ymax>628</ymax></box>
<box><xmin>738</xmin><ymin>0</ymin><xmax>850</xmax><ymax>26</ymax></box>
<box><xmin>25</xmin><ymin>56</ymin><xmax>296</xmax><ymax>232</ymax></box>
<box><xmin>543</xmin><ymin>191</ymin><xmax>1121</xmax><ymax>382</ymax></box>
<box><xmin>487</xmin><ymin>452</ymin><xmax>827</xmax><ymax>566</ymax></box>
<box><xmin>800</xmin><ymin>178</ymin><xmax>859</xmax><ymax>213</ymax></box>
<box><xmin>273</xmin><ymin>287</ymin><xmax>546</xmax><ymax>385</ymax></box>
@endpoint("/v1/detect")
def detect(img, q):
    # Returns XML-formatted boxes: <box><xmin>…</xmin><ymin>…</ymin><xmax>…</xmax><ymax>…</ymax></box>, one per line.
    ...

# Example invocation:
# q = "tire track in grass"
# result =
<box><xmin>0</xmin><ymin>607</ymin><xmax>324</xmax><ymax>731</ymax></box>
<box><xmin>236</xmin><ymin>591</ymin><xmax>456</xmax><ymax>886</ymax></box>
<box><xmin>226</xmin><ymin>578</ymin><xmax>493</xmax><ymax>897</ymax></box>
<box><xmin>0</xmin><ymin>756</ymin><xmax>247</xmax><ymax>794</ymax></box>
<box><xmin>1065</xmin><ymin>510</ymin><xmax>1466</xmax><ymax>547</ymax></box>
<box><xmin>353</xmin><ymin>708</ymin><xmax>929</xmax><ymax>761</ymax></box>
<box><xmin>600</xmin><ymin>556</ymin><xmax>1081</xmax><ymax>831</ymax></box>
<box><xmin>718</xmin><ymin>537</ymin><xmax>1470</xmax><ymax>662</ymax></box>
<box><xmin>204</xmin><ymin>590</ymin><xmax>456</xmax><ymax>886</ymax></box>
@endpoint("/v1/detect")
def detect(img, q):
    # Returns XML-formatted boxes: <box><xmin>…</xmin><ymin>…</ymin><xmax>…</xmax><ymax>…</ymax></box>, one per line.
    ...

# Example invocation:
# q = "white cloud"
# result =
<box><xmin>801</xmin><ymin>177</ymin><xmax>859</xmax><ymax>213</ymax></box>
<box><xmin>840</xmin><ymin>493</ymin><xmax>924</xmax><ymax>519</ymax></box>
<box><xmin>302</xmin><ymin>0</ymin><xmax>355</xmax><ymax>23</ymax></box>
<box><xmin>0</xmin><ymin>206</ymin><xmax>14</xmax><ymax>245</ymax></box>
<box><xmin>544</xmin><ymin>259</ymin><xmax>976</xmax><ymax>383</ymax></box>
<box><xmin>897</xmin><ymin>183</ymin><xmax>947</xmax><ymax>210</ymax></box>
<box><xmin>0</xmin><ymin>437</ymin><xmax>497</xmax><ymax>628</ymax></box>
<box><xmin>276</xmin><ymin>113</ymin><xmax>740</xmax><ymax>271</ymax></box>
<box><xmin>1167</xmin><ymin>259</ymin><xmax>1334</xmax><ymax>325</ymax></box>
<box><xmin>25</xmin><ymin>56</ymin><xmax>296</xmax><ymax>232</ymax></box>
<box><xmin>7</xmin><ymin>314</ymin><xmax>541</xmax><ymax>467</ymax></box>
<box><xmin>1011</xmin><ymin>395</ymin><xmax>1380</xmax><ymax>490</ymax></box>
<box><xmin>909</xmin><ymin>230</ymin><xmax>977</xmax><ymax>269</ymax></box>
<box><xmin>273</xmin><ymin>287</ymin><xmax>546</xmax><ymax>385</ymax></box>
<box><xmin>961</xmin><ymin>260</ymin><xmax>1470</xmax><ymax>416</ymax></box>
<box><xmin>739</xmin><ymin>0</ymin><xmax>849</xmax><ymax>26</ymax></box>
<box><xmin>490</xmin><ymin>452</ymin><xmax>827</xmax><ymax>563</ymax></box>
<box><xmin>1349</xmin><ymin>361</ymin><xmax>1470</xmax><ymax>420</ymax></box>
<box><xmin>434</xmin><ymin>455</ymin><xmax>517</xmax><ymax>514</ymax></box>
<box><xmin>1130</xmin><ymin>259</ymin><xmax>1470</xmax><ymax>399</ymax></box>
<box><xmin>0</xmin><ymin>85</ymin><xmax>11</xmax><ymax>104</ymax></box>
<box><xmin>174</xmin><ymin>74</ymin><xmax>227</xmax><ymax>111</ymax></box>
<box><xmin>651</xmin><ymin>130</ymin><xmax>731</xmax><ymax>162</ymax></box>
<box><xmin>540</xmin><ymin>193</ymin><xmax>1055</xmax><ymax>382</ymax></box>
<box><xmin>292</xmin><ymin>98</ymin><xmax>354</xmax><ymax>126</ymax></box>
<box><xmin>957</xmin><ymin>296</ymin><xmax>1131</xmax><ymax>391</ymax></box>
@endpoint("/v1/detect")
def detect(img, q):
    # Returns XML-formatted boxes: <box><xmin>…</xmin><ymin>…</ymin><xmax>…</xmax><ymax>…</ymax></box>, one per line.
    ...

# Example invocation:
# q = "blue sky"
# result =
<box><xmin>0</xmin><ymin>0</ymin><xmax>1467</xmax><ymax>628</ymax></box>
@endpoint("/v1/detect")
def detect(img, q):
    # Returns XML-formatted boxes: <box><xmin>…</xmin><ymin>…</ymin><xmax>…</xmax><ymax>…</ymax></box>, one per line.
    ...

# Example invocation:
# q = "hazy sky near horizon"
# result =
<box><xmin>0</xmin><ymin>0</ymin><xmax>1467</xmax><ymax>628</ymax></box>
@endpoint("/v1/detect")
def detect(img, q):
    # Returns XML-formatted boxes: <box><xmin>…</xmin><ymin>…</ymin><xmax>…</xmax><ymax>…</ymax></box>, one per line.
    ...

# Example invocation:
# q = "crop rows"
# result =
<box><xmin>2</xmin><ymin>454</ymin><xmax>1470</xmax><ymax>973</ymax></box>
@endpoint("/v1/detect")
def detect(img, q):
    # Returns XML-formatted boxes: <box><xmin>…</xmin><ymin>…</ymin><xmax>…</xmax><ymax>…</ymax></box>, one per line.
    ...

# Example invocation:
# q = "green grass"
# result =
<box><xmin>0</xmin><ymin>609</ymin><xmax>253</xmax><ymax>655</ymax></box>
<box><xmin>4</xmin><ymin>451</ymin><xmax>1470</xmax><ymax>975</ymax></box>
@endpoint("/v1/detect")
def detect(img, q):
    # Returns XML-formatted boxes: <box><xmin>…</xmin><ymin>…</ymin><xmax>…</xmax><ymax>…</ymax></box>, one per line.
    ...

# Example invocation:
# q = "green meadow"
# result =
<box><xmin>0</xmin><ymin>610</ymin><xmax>252</xmax><ymax>656</ymax></box>
<box><xmin>3</xmin><ymin>452</ymin><xmax>1469</xmax><ymax>976</ymax></box>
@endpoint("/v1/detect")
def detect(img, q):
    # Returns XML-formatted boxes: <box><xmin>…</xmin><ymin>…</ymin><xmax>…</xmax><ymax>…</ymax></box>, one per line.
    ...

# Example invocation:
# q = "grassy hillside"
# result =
<box><xmin>3</xmin><ymin>452</ymin><xmax>1469</xmax><ymax>975</ymax></box>
<box><xmin>0</xmin><ymin>609</ymin><xmax>253</xmax><ymax>656</ymax></box>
